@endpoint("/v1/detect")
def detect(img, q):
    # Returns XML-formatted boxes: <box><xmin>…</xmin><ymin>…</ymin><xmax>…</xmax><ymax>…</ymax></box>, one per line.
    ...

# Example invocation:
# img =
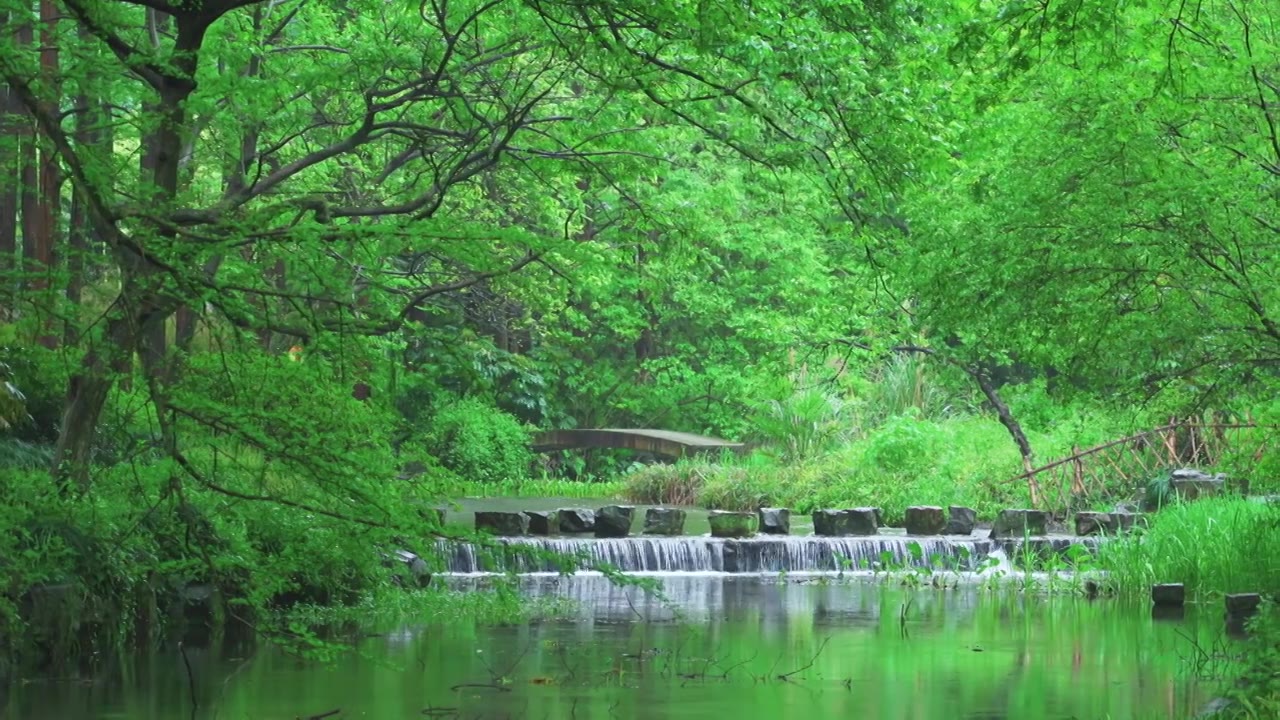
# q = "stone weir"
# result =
<box><xmin>435</xmin><ymin>535</ymin><xmax>999</xmax><ymax>574</ymax></box>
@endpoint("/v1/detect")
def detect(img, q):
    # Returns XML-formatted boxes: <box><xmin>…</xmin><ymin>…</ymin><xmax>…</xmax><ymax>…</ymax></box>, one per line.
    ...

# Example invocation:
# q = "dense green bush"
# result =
<box><xmin>624</xmin><ymin>413</ymin><xmax>1038</xmax><ymax>522</ymax></box>
<box><xmin>863</xmin><ymin>411</ymin><xmax>943</xmax><ymax>475</ymax></box>
<box><xmin>1098</xmin><ymin>497</ymin><xmax>1280</xmax><ymax>598</ymax></box>
<box><xmin>423</xmin><ymin>397</ymin><xmax>532</xmax><ymax>483</ymax></box>
<box><xmin>0</xmin><ymin>340</ymin><xmax>69</xmax><ymax>444</ymax></box>
<box><xmin>750</xmin><ymin>384</ymin><xmax>852</xmax><ymax>461</ymax></box>
<box><xmin>1224</xmin><ymin>607</ymin><xmax>1280</xmax><ymax>719</ymax></box>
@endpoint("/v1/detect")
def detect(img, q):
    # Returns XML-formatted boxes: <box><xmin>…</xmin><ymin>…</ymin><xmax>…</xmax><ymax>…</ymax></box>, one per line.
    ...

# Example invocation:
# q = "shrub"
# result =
<box><xmin>0</xmin><ymin>340</ymin><xmax>69</xmax><ymax>444</ymax></box>
<box><xmin>863</xmin><ymin>412</ymin><xmax>943</xmax><ymax>475</ymax></box>
<box><xmin>424</xmin><ymin>397</ymin><xmax>532</xmax><ymax>483</ymax></box>
<box><xmin>621</xmin><ymin>461</ymin><xmax>715</xmax><ymax>506</ymax></box>
<box><xmin>750</xmin><ymin>384</ymin><xmax>852</xmax><ymax>461</ymax></box>
<box><xmin>860</xmin><ymin>352</ymin><xmax>965</xmax><ymax>424</ymax></box>
<box><xmin>1224</xmin><ymin>606</ymin><xmax>1280</xmax><ymax>718</ymax></box>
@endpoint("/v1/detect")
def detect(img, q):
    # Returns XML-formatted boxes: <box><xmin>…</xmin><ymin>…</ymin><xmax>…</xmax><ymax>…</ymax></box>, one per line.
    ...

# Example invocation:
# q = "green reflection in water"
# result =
<box><xmin>7</xmin><ymin>577</ymin><xmax>1224</xmax><ymax>720</ymax></box>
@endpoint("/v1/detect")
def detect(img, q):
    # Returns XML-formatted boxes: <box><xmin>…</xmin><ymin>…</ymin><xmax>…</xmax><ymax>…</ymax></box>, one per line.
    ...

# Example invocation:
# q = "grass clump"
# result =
<box><xmin>1097</xmin><ymin>497</ymin><xmax>1280</xmax><ymax>599</ymax></box>
<box><xmin>624</xmin><ymin>414</ymin><xmax>1036</xmax><ymax>523</ymax></box>
<box><xmin>452</xmin><ymin>476</ymin><xmax>626</xmax><ymax>499</ymax></box>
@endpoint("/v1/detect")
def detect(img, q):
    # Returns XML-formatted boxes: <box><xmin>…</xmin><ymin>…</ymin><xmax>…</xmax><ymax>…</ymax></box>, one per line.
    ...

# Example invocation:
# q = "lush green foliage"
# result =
<box><xmin>629</xmin><ymin>379</ymin><xmax>1152</xmax><ymax>517</ymax></box>
<box><xmin>1224</xmin><ymin>608</ymin><xmax>1280</xmax><ymax>719</ymax></box>
<box><xmin>421</xmin><ymin>397</ymin><xmax>532</xmax><ymax>484</ymax></box>
<box><xmin>1098</xmin><ymin>498</ymin><xmax>1280</xmax><ymax>599</ymax></box>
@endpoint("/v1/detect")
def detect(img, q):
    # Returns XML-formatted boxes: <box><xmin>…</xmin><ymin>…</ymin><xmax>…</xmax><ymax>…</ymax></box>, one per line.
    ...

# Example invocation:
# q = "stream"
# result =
<box><xmin>6</xmin><ymin>575</ymin><xmax>1220</xmax><ymax>720</ymax></box>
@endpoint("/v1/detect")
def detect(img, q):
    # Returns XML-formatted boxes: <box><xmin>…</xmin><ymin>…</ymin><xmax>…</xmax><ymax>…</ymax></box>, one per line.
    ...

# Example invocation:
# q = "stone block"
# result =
<box><xmin>944</xmin><ymin>506</ymin><xmax>977</xmax><ymax>535</ymax></box>
<box><xmin>594</xmin><ymin>505</ymin><xmax>635</xmax><ymax>538</ymax></box>
<box><xmin>757</xmin><ymin>508</ymin><xmax>791</xmax><ymax>535</ymax></box>
<box><xmin>1112</xmin><ymin>511</ymin><xmax>1144</xmax><ymax>533</ymax></box>
<box><xmin>416</xmin><ymin>506</ymin><xmax>446</xmax><ymax>528</ymax></box>
<box><xmin>475</xmin><ymin>511</ymin><xmax>528</xmax><ymax>537</ymax></box>
<box><xmin>709</xmin><ymin>510</ymin><xmax>757</xmax><ymax>538</ymax></box>
<box><xmin>812</xmin><ymin>508</ymin><xmax>878</xmax><ymax>536</ymax></box>
<box><xmin>557</xmin><ymin>508</ymin><xmax>596</xmax><ymax>533</ymax></box>
<box><xmin>989</xmin><ymin>509</ymin><xmax>1049</xmax><ymax>538</ymax></box>
<box><xmin>1170</xmin><ymin>468</ymin><xmax>1226</xmax><ymax>501</ymax></box>
<box><xmin>904</xmin><ymin>506</ymin><xmax>945</xmax><ymax>535</ymax></box>
<box><xmin>1152</xmin><ymin>583</ymin><xmax>1185</xmax><ymax>607</ymax></box>
<box><xmin>1074</xmin><ymin>512</ymin><xmax>1117</xmax><ymax>536</ymax></box>
<box><xmin>643</xmin><ymin>508</ymin><xmax>686</xmax><ymax>535</ymax></box>
<box><xmin>524</xmin><ymin>510</ymin><xmax>559</xmax><ymax>535</ymax></box>
<box><xmin>1225</xmin><ymin>593</ymin><xmax>1262</xmax><ymax>619</ymax></box>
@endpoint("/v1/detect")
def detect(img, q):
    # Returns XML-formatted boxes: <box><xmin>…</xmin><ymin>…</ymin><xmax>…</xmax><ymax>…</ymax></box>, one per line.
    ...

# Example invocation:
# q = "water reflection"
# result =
<box><xmin>6</xmin><ymin>577</ymin><xmax>1224</xmax><ymax>720</ymax></box>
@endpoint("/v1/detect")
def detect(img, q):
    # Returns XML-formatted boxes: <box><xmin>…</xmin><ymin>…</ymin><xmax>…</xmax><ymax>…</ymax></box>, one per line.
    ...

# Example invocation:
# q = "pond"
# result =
<box><xmin>6</xmin><ymin>574</ymin><xmax>1223</xmax><ymax>720</ymax></box>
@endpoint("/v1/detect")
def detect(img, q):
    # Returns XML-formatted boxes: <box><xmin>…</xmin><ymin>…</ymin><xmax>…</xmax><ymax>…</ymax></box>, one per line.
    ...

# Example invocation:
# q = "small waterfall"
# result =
<box><xmin>997</xmin><ymin>536</ymin><xmax>1106</xmax><ymax>569</ymax></box>
<box><xmin>435</xmin><ymin>535</ymin><xmax>998</xmax><ymax>574</ymax></box>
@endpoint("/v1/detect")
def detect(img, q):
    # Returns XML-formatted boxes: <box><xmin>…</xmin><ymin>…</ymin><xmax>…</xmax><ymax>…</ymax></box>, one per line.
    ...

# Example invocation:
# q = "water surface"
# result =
<box><xmin>6</xmin><ymin>576</ymin><xmax>1221</xmax><ymax>720</ymax></box>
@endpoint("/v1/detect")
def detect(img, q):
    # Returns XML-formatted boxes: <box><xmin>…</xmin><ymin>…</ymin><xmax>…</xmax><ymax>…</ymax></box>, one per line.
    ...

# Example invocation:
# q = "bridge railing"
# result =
<box><xmin>1012</xmin><ymin>418</ymin><xmax>1278</xmax><ymax>516</ymax></box>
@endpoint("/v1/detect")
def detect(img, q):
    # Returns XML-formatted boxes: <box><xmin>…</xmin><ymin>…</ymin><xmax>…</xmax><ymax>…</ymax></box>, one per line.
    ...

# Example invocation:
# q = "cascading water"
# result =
<box><xmin>434</xmin><ymin>535</ymin><xmax>999</xmax><ymax>574</ymax></box>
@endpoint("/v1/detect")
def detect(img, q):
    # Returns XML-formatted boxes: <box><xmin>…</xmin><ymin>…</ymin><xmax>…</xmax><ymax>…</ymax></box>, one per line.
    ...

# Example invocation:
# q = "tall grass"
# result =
<box><xmin>1098</xmin><ymin>497</ymin><xmax>1280</xmax><ymax>598</ymax></box>
<box><xmin>453</xmin><ymin>476</ymin><xmax>626</xmax><ymax>499</ymax></box>
<box><xmin>861</xmin><ymin>352</ymin><xmax>963</xmax><ymax>424</ymax></box>
<box><xmin>750</xmin><ymin>384</ymin><xmax>853</xmax><ymax>461</ymax></box>
<box><xmin>624</xmin><ymin>415</ymin><xmax>1037</xmax><ymax>522</ymax></box>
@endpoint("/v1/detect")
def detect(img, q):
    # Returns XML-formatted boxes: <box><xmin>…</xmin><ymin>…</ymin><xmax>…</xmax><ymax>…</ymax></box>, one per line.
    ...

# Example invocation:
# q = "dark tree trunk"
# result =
<box><xmin>24</xmin><ymin>0</ymin><xmax>59</xmax><ymax>348</ymax></box>
<box><xmin>16</xmin><ymin>20</ymin><xmax>36</xmax><ymax>295</ymax></box>
<box><xmin>137</xmin><ymin>8</ymin><xmax>173</xmax><ymax>371</ymax></box>
<box><xmin>633</xmin><ymin>233</ymin><xmax>660</xmax><ymax>365</ymax></box>
<box><xmin>53</xmin><ymin>6</ymin><xmax>207</xmax><ymax>486</ymax></box>
<box><xmin>0</xmin><ymin>11</ymin><xmax>22</xmax><ymax>295</ymax></box>
<box><xmin>967</xmin><ymin>366</ymin><xmax>1041</xmax><ymax>505</ymax></box>
<box><xmin>0</xmin><ymin>77</ymin><xmax>20</xmax><ymax>301</ymax></box>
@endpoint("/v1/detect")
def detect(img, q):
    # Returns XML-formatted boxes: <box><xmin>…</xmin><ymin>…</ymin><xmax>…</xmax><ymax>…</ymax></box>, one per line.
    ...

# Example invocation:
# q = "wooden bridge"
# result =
<box><xmin>531</xmin><ymin>429</ymin><xmax>744</xmax><ymax>459</ymax></box>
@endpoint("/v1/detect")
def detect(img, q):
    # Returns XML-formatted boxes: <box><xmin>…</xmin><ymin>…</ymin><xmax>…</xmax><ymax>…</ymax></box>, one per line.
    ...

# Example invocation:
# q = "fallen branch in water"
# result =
<box><xmin>776</xmin><ymin>636</ymin><xmax>832</xmax><ymax>682</ymax></box>
<box><xmin>297</xmin><ymin>709</ymin><xmax>341</xmax><ymax>720</ymax></box>
<box><xmin>448</xmin><ymin>682</ymin><xmax>512</xmax><ymax>693</ymax></box>
<box><xmin>179</xmin><ymin>642</ymin><xmax>198</xmax><ymax>720</ymax></box>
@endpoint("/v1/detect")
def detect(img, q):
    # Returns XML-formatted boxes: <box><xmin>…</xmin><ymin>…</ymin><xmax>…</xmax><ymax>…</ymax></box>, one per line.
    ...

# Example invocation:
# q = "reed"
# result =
<box><xmin>1098</xmin><ymin>497</ymin><xmax>1280</xmax><ymax>598</ymax></box>
<box><xmin>459</xmin><ymin>476</ymin><xmax>626</xmax><ymax>499</ymax></box>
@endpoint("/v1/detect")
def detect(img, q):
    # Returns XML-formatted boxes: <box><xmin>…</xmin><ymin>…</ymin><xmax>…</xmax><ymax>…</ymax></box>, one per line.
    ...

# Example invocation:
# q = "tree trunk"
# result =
<box><xmin>968</xmin><ymin>366</ymin><xmax>1041</xmax><ymax>505</ymax></box>
<box><xmin>137</xmin><ymin>8</ymin><xmax>173</xmax><ymax>372</ymax></box>
<box><xmin>15</xmin><ymin>17</ymin><xmax>36</xmax><ymax>299</ymax></box>
<box><xmin>66</xmin><ymin>26</ymin><xmax>111</xmax><ymax>335</ymax></box>
<box><xmin>54</xmin><ymin>314</ymin><xmax>135</xmax><ymax>490</ymax></box>
<box><xmin>0</xmin><ymin>76</ymin><xmax>19</xmax><ymax>308</ymax></box>
<box><xmin>26</xmin><ymin>0</ymin><xmax>59</xmax><ymax>348</ymax></box>
<box><xmin>53</xmin><ymin>7</ymin><xmax>204</xmax><ymax>486</ymax></box>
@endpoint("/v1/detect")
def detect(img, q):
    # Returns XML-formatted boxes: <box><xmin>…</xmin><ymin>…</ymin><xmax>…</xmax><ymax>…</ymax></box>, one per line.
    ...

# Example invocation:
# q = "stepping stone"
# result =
<box><xmin>475</xmin><ymin>511</ymin><xmax>528</xmax><ymax>536</ymax></box>
<box><xmin>709</xmin><ymin>511</ymin><xmax>757</xmax><ymax>538</ymax></box>
<box><xmin>1170</xmin><ymin>468</ymin><xmax>1226</xmax><ymax>501</ymax></box>
<box><xmin>757</xmin><ymin>508</ymin><xmax>791</xmax><ymax>535</ymax></box>
<box><xmin>416</xmin><ymin>506</ymin><xmax>446</xmax><ymax>528</ymax></box>
<box><xmin>1151</xmin><ymin>583</ymin><xmax>1185</xmax><ymax>607</ymax></box>
<box><xmin>1074</xmin><ymin>511</ymin><xmax>1117</xmax><ymax>536</ymax></box>
<box><xmin>989</xmin><ymin>509</ymin><xmax>1049</xmax><ymax>538</ymax></box>
<box><xmin>557</xmin><ymin>508</ymin><xmax>596</xmax><ymax>533</ymax></box>
<box><xmin>945</xmin><ymin>506</ymin><xmax>977</xmax><ymax>535</ymax></box>
<box><xmin>1225</xmin><ymin>593</ymin><xmax>1262</xmax><ymax>619</ymax></box>
<box><xmin>812</xmin><ymin>508</ymin><xmax>878</xmax><ymax>536</ymax></box>
<box><xmin>524</xmin><ymin>510</ymin><xmax>559</xmax><ymax>535</ymax></box>
<box><xmin>643</xmin><ymin>508</ymin><xmax>686</xmax><ymax>535</ymax></box>
<box><xmin>1112</xmin><ymin>511</ymin><xmax>1145</xmax><ymax>532</ymax></box>
<box><xmin>904</xmin><ymin>506</ymin><xmax>945</xmax><ymax>535</ymax></box>
<box><xmin>594</xmin><ymin>505</ymin><xmax>635</xmax><ymax>538</ymax></box>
